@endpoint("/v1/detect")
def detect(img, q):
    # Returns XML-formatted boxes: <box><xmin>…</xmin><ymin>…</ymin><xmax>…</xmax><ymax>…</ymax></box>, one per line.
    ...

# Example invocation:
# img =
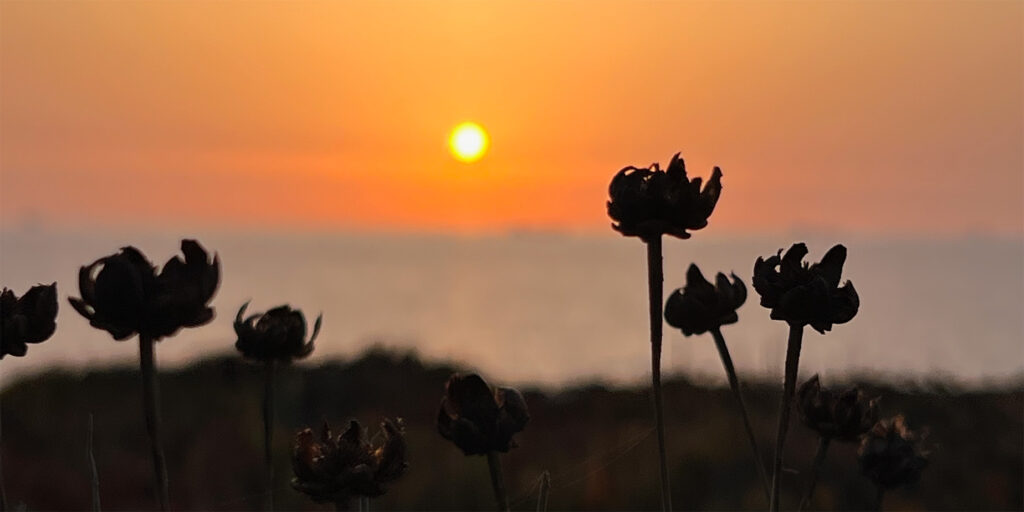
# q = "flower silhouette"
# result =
<box><xmin>234</xmin><ymin>302</ymin><xmax>321</xmax><ymax>363</ymax></box>
<box><xmin>437</xmin><ymin>373</ymin><xmax>529</xmax><ymax>456</ymax></box>
<box><xmin>797</xmin><ymin>375</ymin><xmax>878</xmax><ymax>442</ymax></box>
<box><xmin>69</xmin><ymin>240</ymin><xmax>220</xmax><ymax>341</ymax></box>
<box><xmin>665</xmin><ymin>264</ymin><xmax>746</xmax><ymax>336</ymax></box>
<box><xmin>752</xmin><ymin>243</ymin><xmax>859</xmax><ymax>333</ymax></box>
<box><xmin>607</xmin><ymin>152</ymin><xmax>723</xmax><ymax>241</ymax></box>
<box><xmin>859</xmin><ymin>415</ymin><xmax>929</xmax><ymax>490</ymax></box>
<box><xmin>291</xmin><ymin>419</ymin><xmax>407</xmax><ymax>506</ymax></box>
<box><xmin>1</xmin><ymin>283</ymin><xmax>58</xmax><ymax>359</ymax></box>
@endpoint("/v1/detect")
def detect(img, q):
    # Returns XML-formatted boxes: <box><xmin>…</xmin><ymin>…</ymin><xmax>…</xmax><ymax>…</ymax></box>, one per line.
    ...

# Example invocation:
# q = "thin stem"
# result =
<box><xmin>0</xmin><ymin>392</ymin><xmax>7</xmax><ymax>512</ymax></box>
<box><xmin>874</xmin><ymin>484</ymin><xmax>885</xmax><ymax>511</ymax></box>
<box><xmin>263</xmin><ymin>361</ymin><xmax>276</xmax><ymax>511</ymax></box>
<box><xmin>88</xmin><ymin>414</ymin><xmax>101</xmax><ymax>512</ymax></box>
<box><xmin>536</xmin><ymin>470</ymin><xmax>551</xmax><ymax>512</ymax></box>
<box><xmin>710</xmin><ymin>328</ymin><xmax>771</xmax><ymax>503</ymax></box>
<box><xmin>769</xmin><ymin>324</ymin><xmax>804</xmax><ymax>512</ymax></box>
<box><xmin>645</xmin><ymin>236</ymin><xmax>671</xmax><ymax>512</ymax></box>
<box><xmin>486</xmin><ymin>451</ymin><xmax>509</xmax><ymax>512</ymax></box>
<box><xmin>798</xmin><ymin>436</ymin><xmax>830</xmax><ymax>511</ymax></box>
<box><xmin>139</xmin><ymin>335</ymin><xmax>169</xmax><ymax>511</ymax></box>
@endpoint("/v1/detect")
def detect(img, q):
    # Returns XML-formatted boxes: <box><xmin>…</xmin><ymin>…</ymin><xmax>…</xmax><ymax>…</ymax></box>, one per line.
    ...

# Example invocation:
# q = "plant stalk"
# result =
<box><xmin>88</xmin><ymin>414</ymin><xmax>101</xmax><ymax>512</ymax></box>
<box><xmin>486</xmin><ymin>451</ymin><xmax>509</xmax><ymax>512</ymax></box>
<box><xmin>263</xmin><ymin>361</ymin><xmax>276</xmax><ymax>511</ymax></box>
<box><xmin>874</xmin><ymin>484</ymin><xmax>885</xmax><ymax>511</ymax></box>
<box><xmin>0</xmin><ymin>393</ymin><xmax>7</xmax><ymax>512</ymax></box>
<box><xmin>769</xmin><ymin>324</ymin><xmax>804</xmax><ymax>512</ymax></box>
<box><xmin>645</xmin><ymin>236</ymin><xmax>672</xmax><ymax>512</ymax></box>
<box><xmin>798</xmin><ymin>436</ymin><xmax>831</xmax><ymax>511</ymax></box>
<box><xmin>710</xmin><ymin>328</ymin><xmax>771</xmax><ymax>503</ymax></box>
<box><xmin>536</xmin><ymin>470</ymin><xmax>551</xmax><ymax>512</ymax></box>
<box><xmin>139</xmin><ymin>335</ymin><xmax>169</xmax><ymax>511</ymax></box>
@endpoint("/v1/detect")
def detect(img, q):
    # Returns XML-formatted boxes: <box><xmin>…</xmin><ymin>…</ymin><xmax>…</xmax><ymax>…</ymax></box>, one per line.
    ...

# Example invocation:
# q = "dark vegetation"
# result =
<box><xmin>3</xmin><ymin>348</ymin><xmax>1021</xmax><ymax>510</ymax></box>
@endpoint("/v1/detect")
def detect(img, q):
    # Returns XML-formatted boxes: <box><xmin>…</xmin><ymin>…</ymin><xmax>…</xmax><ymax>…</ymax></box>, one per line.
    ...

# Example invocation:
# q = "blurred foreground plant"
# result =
<box><xmin>753</xmin><ymin>243</ymin><xmax>858</xmax><ymax>511</ymax></box>
<box><xmin>0</xmin><ymin>282</ymin><xmax>58</xmax><ymax>511</ymax></box>
<box><xmin>859</xmin><ymin>415</ymin><xmax>929</xmax><ymax>510</ymax></box>
<box><xmin>607</xmin><ymin>152</ymin><xmax>722</xmax><ymax>511</ymax></box>
<box><xmin>292</xmin><ymin>419</ymin><xmax>407</xmax><ymax>511</ymax></box>
<box><xmin>437</xmin><ymin>373</ymin><xmax>529</xmax><ymax>511</ymax></box>
<box><xmin>235</xmin><ymin>302</ymin><xmax>322</xmax><ymax>511</ymax></box>
<box><xmin>664</xmin><ymin>264</ymin><xmax>769</xmax><ymax>502</ymax></box>
<box><xmin>796</xmin><ymin>374</ymin><xmax>878</xmax><ymax>510</ymax></box>
<box><xmin>69</xmin><ymin>240</ymin><xmax>220</xmax><ymax>510</ymax></box>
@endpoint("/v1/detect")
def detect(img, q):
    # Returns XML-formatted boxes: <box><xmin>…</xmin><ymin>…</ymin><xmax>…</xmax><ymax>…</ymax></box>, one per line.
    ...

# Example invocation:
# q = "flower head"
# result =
<box><xmin>1</xmin><ymin>283</ymin><xmax>58</xmax><ymax>359</ymax></box>
<box><xmin>437</xmin><ymin>373</ymin><xmax>529</xmax><ymax>456</ymax></box>
<box><xmin>664</xmin><ymin>264</ymin><xmax>745</xmax><ymax>336</ymax></box>
<box><xmin>797</xmin><ymin>375</ymin><xmax>878</xmax><ymax>442</ymax></box>
<box><xmin>752</xmin><ymin>243</ymin><xmax>859</xmax><ymax>333</ymax></box>
<box><xmin>68</xmin><ymin>240</ymin><xmax>220</xmax><ymax>341</ymax></box>
<box><xmin>234</xmin><ymin>302</ymin><xmax>321</xmax><ymax>363</ymax></box>
<box><xmin>291</xmin><ymin>418</ymin><xmax>407</xmax><ymax>505</ymax></box>
<box><xmin>858</xmin><ymin>415</ymin><xmax>929</xmax><ymax>489</ymax></box>
<box><xmin>607</xmin><ymin>152</ymin><xmax>723</xmax><ymax>241</ymax></box>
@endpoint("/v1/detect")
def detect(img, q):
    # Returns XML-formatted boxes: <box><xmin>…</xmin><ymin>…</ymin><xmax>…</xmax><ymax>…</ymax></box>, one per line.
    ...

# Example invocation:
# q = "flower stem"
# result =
<box><xmin>645</xmin><ymin>236</ymin><xmax>672</xmax><ymax>512</ymax></box>
<box><xmin>487</xmin><ymin>451</ymin><xmax>510</xmax><ymax>512</ymax></box>
<box><xmin>263</xmin><ymin>361</ymin><xmax>276</xmax><ymax>511</ymax></box>
<box><xmin>139</xmin><ymin>335</ymin><xmax>169</xmax><ymax>511</ymax></box>
<box><xmin>0</xmin><ymin>393</ymin><xmax>7</xmax><ymax>512</ymax></box>
<box><xmin>536</xmin><ymin>470</ymin><xmax>551</xmax><ymax>512</ymax></box>
<box><xmin>874</xmin><ymin>484</ymin><xmax>885</xmax><ymax>511</ymax></box>
<box><xmin>88</xmin><ymin>414</ymin><xmax>101</xmax><ymax>512</ymax></box>
<box><xmin>769</xmin><ymin>324</ymin><xmax>804</xmax><ymax>512</ymax></box>
<box><xmin>798</xmin><ymin>436</ymin><xmax>830</xmax><ymax>511</ymax></box>
<box><xmin>710</xmin><ymin>328</ymin><xmax>771</xmax><ymax>503</ymax></box>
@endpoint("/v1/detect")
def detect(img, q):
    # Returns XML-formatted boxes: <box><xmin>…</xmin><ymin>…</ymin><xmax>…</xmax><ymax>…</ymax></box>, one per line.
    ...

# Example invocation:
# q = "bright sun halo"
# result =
<box><xmin>449</xmin><ymin>122</ymin><xmax>489</xmax><ymax>163</ymax></box>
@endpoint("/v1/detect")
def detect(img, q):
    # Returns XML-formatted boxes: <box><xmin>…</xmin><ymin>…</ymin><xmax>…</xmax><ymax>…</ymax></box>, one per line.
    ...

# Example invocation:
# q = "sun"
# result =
<box><xmin>448</xmin><ymin>122</ymin><xmax>489</xmax><ymax>163</ymax></box>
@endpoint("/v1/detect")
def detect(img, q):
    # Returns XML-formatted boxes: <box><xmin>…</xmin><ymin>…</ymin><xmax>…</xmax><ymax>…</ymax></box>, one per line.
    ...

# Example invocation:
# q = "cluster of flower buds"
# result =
<box><xmin>858</xmin><ymin>415</ymin><xmax>929</xmax><ymax>490</ymax></box>
<box><xmin>665</xmin><ymin>264</ymin><xmax>746</xmax><ymax>336</ymax></box>
<box><xmin>797</xmin><ymin>374</ymin><xmax>879</xmax><ymax>442</ymax></box>
<box><xmin>0</xmin><ymin>283</ymin><xmax>58</xmax><ymax>358</ymax></box>
<box><xmin>753</xmin><ymin>243</ymin><xmax>859</xmax><ymax>333</ymax></box>
<box><xmin>437</xmin><ymin>373</ymin><xmax>530</xmax><ymax>456</ymax></box>
<box><xmin>234</xmin><ymin>302</ymin><xmax>321</xmax><ymax>363</ymax></box>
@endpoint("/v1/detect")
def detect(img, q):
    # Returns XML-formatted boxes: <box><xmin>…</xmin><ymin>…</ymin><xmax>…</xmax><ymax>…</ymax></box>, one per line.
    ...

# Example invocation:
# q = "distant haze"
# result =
<box><xmin>1</xmin><ymin>1</ymin><xmax>1021</xmax><ymax>235</ymax></box>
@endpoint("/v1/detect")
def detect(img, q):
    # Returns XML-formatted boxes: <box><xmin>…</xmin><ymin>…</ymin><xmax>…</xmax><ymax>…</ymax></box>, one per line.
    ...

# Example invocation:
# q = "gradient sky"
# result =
<box><xmin>2</xmin><ymin>1</ymin><xmax>1021</xmax><ymax>235</ymax></box>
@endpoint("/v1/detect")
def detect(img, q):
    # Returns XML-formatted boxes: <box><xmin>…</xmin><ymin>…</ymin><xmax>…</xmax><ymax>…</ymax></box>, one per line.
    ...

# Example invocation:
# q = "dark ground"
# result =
<box><xmin>2</xmin><ymin>348</ymin><xmax>1021</xmax><ymax>510</ymax></box>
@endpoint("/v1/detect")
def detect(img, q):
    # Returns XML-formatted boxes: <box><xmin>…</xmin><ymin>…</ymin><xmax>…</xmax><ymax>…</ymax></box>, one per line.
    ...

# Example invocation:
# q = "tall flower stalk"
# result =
<box><xmin>234</xmin><ymin>302</ymin><xmax>322</xmax><ymax>511</ymax></box>
<box><xmin>437</xmin><ymin>373</ymin><xmax>529</xmax><ymax>512</ymax></box>
<box><xmin>752</xmin><ymin>243</ymin><xmax>859</xmax><ymax>511</ymax></box>
<box><xmin>607</xmin><ymin>152</ymin><xmax>722</xmax><ymax>511</ymax></box>
<box><xmin>69</xmin><ymin>240</ymin><xmax>220</xmax><ymax>510</ymax></box>
<box><xmin>664</xmin><ymin>264</ymin><xmax>769</xmax><ymax>501</ymax></box>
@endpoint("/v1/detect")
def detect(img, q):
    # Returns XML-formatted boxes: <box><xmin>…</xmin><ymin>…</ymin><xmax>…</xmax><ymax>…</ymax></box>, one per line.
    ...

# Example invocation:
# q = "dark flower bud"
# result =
<box><xmin>752</xmin><ymin>243</ymin><xmax>859</xmax><ymax>333</ymax></box>
<box><xmin>1</xmin><ymin>283</ymin><xmax>58</xmax><ymax>359</ymax></box>
<box><xmin>291</xmin><ymin>418</ymin><xmax>408</xmax><ymax>506</ymax></box>
<box><xmin>234</xmin><ymin>302</ymin><xmax>321</xmax><ymax>363</ymax></box>
<box><xmin>437</xmin><ymin>373</ymin><xmax>529</xmax><ymax>456</ymax></box>
<box><xmin>797</xmin><ymin>374</ymin><xmax>878</xmax><ymax>442</ymax></box>
<box><xmin>664</xmin><ymin>264</ymin><xmax>746</xmax><ymax>336</ymax></box>
<box><xmin>858</xmin><ymin>415</ymin><xmax>929</xmax><ymax>489</ymax></box>
<box><xmin>607</xmin><ymin>152</ymin><xmax>723</xmax><ymax>242</ymax></box>
<box><xmin>68</xmin><ymin>240</ymin><xmax>220</xmax><ymax>341</ymax></box>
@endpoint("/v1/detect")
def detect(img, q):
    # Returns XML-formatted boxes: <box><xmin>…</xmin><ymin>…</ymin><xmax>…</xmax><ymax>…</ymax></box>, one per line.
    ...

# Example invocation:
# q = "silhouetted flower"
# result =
<box><xmin>68</xmin><ymin>240</ymin><xmax>220</xmax><ymax>341</ymax></box>
<box><xmin>234</xmin><ymin>302</ymin><xmax>321</xmax><ymax>363</ymax></box>
<box><xmin>797</xmin><ymin>375</ymin><xmax>878</xmax><ymax>442</ymax></box>
<box><xmin>664</xmin><ymin>264</ymin><xmax>745</xmax><ymax>336</ymax></box>
<box><xmin>752</xmin><ymin>243</ymin><xmax>859</xmax><ymax>333</ymax></box>
<box><xmin>1</xmin><ymin>283</ymin><xmax>58</xmax><ymax>359</ymax></box>
<box><xmin>437</xmin><ymin>373</ymin><xmax>529</xmax><ymax>456</ymax></box>
<box><xmin>859</xmin><ymin>415</ymin><xmax>929</xmax><ymax>489</ymax></box>
<box><xmin>291</xmin><ymin>419</ymin><xmax>407</xmax><ymax>505</ymax></box>
<box><xmin>607</xmin><ymin>152</ymin><xmax>723</xmax><ymax>241</ymax></box>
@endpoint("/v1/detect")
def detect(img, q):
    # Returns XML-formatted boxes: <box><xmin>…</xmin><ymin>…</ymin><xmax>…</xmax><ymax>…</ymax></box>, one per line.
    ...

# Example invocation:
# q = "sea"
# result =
<box><xmin>1</xmin><ymin>228</ymin><xmax>1022</xmax><ymax>390</ymax></box>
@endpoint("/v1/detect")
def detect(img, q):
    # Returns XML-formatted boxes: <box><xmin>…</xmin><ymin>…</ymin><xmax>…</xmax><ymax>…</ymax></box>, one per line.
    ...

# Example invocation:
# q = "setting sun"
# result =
<box><xmin>449</xmin><ymin>122</ymin><xmax>489</xmax><ymax>163</ymax></box>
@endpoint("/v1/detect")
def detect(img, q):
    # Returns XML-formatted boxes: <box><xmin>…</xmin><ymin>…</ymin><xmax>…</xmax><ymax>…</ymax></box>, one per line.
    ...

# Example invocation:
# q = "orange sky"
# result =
<box><xmin>1</xmin><ymin>1</ymin><xmax>1021</xmax><ymax>235</ymax></box>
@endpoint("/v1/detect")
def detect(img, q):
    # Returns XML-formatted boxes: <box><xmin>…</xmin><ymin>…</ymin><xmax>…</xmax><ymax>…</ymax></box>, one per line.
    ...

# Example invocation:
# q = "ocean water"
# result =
<box><xmin>1</xmin><ymin>229</ymin><xmax>1021</xmax><ymax>389</ymax></box>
